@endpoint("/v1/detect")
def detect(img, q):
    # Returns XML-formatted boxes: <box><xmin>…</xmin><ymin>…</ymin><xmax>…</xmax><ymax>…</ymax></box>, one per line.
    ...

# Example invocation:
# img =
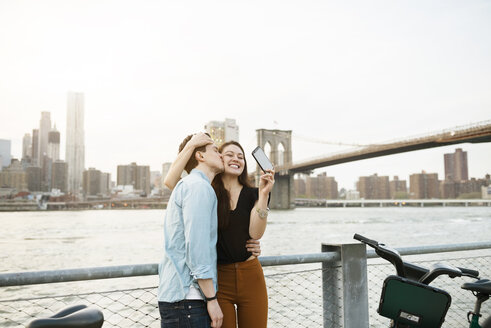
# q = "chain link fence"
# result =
<box><xmin>1</xmin><ymin>252</ymin><xmax>490</xmax><ymax>327</ymax></box>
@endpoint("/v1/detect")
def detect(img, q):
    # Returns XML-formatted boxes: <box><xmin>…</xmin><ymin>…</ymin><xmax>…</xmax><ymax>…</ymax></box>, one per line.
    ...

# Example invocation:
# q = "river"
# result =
<box><xmin>1</xmin><ymin>207</ymin><xmax>490</xmax><ymax>273</ymax></box>
<box><xmin>1</xmin><ymin>207</ymin><xmax>490</xmax><ymax>327</ymax></box>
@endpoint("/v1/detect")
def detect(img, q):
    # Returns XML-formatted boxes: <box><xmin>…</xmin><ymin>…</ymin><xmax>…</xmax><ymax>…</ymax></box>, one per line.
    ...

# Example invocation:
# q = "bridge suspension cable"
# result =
<box><xmin>292</xmin><ymin>133</ymin><xmax>370</xmax><ymax>147</ymax></box>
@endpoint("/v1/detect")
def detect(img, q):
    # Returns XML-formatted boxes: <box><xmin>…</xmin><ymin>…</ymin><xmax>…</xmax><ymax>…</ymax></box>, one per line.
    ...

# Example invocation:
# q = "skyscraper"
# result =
<box><xmin>31</xmin><ymin>129</ymin><xmax>39</xmax><ymax>166</ymax></box>
<box><xmin>389</xmin><ymin>176</ymin><xmax>407</xmax><ymax>199</ymax></box>
<box><xmin>47</xmin><ymin>126</ymin><xmax>60</xmax><ymax>161</ymax></box>
<box><xmin>224</xmin><ymin>118</ymin><xmax>239</xmax><ymax>143</ymax></box>
<box><xmin>204</xmin><ymin>118</ymin><xmax>239</xmax><ymax>147</ymax></box>
<box><xmin>444</xmin><ymin>148</ymin><xmax>468</xmax><ymax>182</ymax></box>
<box><xmin>357</xmin><ymin>174</ymin><xmax>390</xmax><ymax>199</ymax></box>
<box><xmin>0</xmin><ymin>159</ymin><xmax>27</xmax><ymax>191</ymax></box>
<box><xmin>38</xmin><ymin>111</ymin><xmax>52</xmax><ymax>165</ymax></box>
<box><xmin>305</xmin><ymin>173</ymin><xmax>338</xmax><ymax>199</ymax></box>
<box><xmin>100</xmin><ymin>172</ymin><xmax>111</xmax><ymax>196</ymax></box>
<box><xmin>83</xmin><ymin>168</ymin><xmax>102</xmax><ymax>197</ymax></box>
<box><xmin>26</xmin><ymin>166</ymin><xmax>42</xmax><ymax>191</ymax></box>
<box><xmin>0</xmin><ymin>139</ymin><xmax>11</xmax><ymax>168</ymax></box>
<box><xmin>22</xmin><ymin>133</ymin><xmax>32</xmax><ymax>161</ymax></box>
<box><xmin>66</xmin><ymin>92</ymin><xmax>85</xmax><ymax>194</ymax></box>
<box><xmin>117</xmin><ymin>162</ymin><xmax>151</xmax><ymax>196</ymax></box>
<box><xmin>82</xmin><ymin>168</ymin><xmax>111</xmax><ymax>197</ymax></box>
<box><xmin>51</xmin><ymin>160</ymin><xmax>68</xmax><ymax>193</ymax></box>
<box><xmin>409</xmin><ymin>171</ymin><xmax>440</xmax><ymax>199</ymax></box>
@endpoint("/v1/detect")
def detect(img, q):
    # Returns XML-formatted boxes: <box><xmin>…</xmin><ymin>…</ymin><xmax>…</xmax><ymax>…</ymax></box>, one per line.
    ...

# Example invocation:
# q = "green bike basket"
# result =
<box><xmin>378</xmin><ymin>275</ymin><xmax>451</xmax><ymax>328</ymax></box>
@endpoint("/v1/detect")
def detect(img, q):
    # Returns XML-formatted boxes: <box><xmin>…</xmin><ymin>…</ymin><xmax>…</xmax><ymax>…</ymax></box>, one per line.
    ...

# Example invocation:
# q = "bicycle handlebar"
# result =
<box><xmin>353</xmin><ymin>233</ymin><xmax>480</xmax><ymax>284</ymax></box>
<box><xmin>353</xmin><ymin>233</ymin><xmax>378</xmax><ymax>248</ymax></box>
<box><xmin>458</xmin><ymin>267</ymin><xmax>480</xmax><ymax>278</ymax></box>
<box><xmin>354</xmin><ymin>233</ymin><xmax>406</xmax><ymax>276</ymax></box>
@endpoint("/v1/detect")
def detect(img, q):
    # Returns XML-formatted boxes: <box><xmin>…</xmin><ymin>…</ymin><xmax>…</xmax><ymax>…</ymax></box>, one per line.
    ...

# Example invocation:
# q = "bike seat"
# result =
<box><xmin>462</xmin><ymin>279</ymin><xmax>491</xmax><ymax>295</ymax></box>
<box><xmin>27</xmin><ymin>304</ymin><xmax>104</xmax><ymax>328</ymax></box>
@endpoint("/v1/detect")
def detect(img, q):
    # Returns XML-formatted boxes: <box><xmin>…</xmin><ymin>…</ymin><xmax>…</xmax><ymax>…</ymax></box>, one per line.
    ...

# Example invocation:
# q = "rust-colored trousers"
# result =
<box><xmin>217</xmin><ymin>257</ymin><xmax>268</xmax><ymax>328</ymax></box>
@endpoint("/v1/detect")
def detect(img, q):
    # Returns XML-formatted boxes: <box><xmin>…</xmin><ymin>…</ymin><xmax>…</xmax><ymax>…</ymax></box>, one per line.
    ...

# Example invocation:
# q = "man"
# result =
<box><xmin>158</xmin><ymin>134</ymin><xmax>224</xmax><ymax>328</ymax></box>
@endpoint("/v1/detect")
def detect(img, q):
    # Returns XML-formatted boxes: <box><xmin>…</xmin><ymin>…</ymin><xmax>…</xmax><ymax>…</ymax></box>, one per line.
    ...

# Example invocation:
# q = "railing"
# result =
<box><xmin>1</xmin><ymin>242</ymin><xmax>490</xmax><ymax>327</ymax></box>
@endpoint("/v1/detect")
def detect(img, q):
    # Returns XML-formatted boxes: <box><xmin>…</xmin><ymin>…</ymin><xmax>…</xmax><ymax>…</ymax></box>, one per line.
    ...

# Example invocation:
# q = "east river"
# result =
<box><xmin>1</xmin><ymin>207</ymin><xmax>490</xmax><ymax>327</ymax></box>
<box><xmin>1</xmin><ymin>207</ymin><xmax>490</xmax><ymax>273</ymax></box>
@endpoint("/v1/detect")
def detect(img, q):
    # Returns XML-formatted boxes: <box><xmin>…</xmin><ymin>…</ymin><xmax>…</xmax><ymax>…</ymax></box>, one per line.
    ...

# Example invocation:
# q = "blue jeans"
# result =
<box><xmin>159</xmin><ymin>300</ymin><xmax>210</xmax><ymax>328</ymax></box>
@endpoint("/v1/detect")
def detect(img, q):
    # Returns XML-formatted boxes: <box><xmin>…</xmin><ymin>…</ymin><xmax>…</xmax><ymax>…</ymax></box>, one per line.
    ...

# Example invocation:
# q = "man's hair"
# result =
<box><xmin>178</xmin><ymin>133</ymin><xmax>211</xmax><ymax>173</ymax></box>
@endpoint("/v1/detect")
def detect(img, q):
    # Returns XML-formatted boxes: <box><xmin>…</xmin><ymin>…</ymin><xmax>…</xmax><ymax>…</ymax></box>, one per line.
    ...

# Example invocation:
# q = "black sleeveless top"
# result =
<box><xmin>217</xmin><ymin>186</ymin><xmax>259</xmax><ymax>264</ymax></box>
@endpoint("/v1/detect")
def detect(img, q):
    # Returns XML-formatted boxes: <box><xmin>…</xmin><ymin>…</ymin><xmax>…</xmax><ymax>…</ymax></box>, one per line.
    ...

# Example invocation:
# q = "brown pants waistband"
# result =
<box><xmin>217</xmin><ymin>257</ymin><xmax>261</xmax><ymax>271</ymax></box>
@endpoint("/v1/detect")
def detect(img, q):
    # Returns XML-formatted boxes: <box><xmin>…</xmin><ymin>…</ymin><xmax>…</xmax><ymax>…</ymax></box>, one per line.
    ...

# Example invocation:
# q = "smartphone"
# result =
<box><xmin>252</xmin><ymin>146</ymin><xmax>274</xmax><ymax>172</ymax></box>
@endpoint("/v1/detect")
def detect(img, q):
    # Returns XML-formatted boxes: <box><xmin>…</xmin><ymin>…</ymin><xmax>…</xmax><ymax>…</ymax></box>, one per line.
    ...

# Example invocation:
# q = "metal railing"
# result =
<box><xmin>1</xmin><ymin>242</ymin><xmax>490</xmax><ymax>327</ymax></box>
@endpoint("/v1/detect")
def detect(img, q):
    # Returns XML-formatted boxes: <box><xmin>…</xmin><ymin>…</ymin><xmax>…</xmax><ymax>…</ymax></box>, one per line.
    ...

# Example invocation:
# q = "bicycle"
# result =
<box><xmin>353</xmin><ymin>233</ymin><xmax>491</xmax><ymax>328</ymax></box>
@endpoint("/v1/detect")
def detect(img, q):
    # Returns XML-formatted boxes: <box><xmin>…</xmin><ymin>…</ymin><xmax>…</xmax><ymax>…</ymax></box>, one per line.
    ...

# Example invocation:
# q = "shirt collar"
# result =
<box><xmin>190</xmin><ymin>168</ymin><xmax>211</xmax><ymax>183</ymax></box>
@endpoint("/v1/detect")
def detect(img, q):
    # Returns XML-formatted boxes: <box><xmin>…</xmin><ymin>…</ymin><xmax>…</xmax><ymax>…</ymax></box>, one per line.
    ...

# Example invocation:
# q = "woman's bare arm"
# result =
<box><xmin>163</xmin><ymin>133</ymin><xmax>213</xmax><ymax>190</ymax></box>
<box><xmin>249</xmin><ymin>170</ymin><xmax>275</xmax><ymax>239</ymax></box>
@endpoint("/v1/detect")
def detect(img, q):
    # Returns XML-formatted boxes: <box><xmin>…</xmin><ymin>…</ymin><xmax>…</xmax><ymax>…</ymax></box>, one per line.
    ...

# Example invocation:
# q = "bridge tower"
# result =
<box><xmin>256</xmin><ymin>129</ymin><xmax>294</xmax><ymax>209</ymax></box>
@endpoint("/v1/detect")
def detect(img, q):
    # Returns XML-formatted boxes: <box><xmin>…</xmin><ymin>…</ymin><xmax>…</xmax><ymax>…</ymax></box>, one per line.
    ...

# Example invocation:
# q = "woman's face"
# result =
<box><xmin>221</xmin><ymin>144</ymin><xmax>245</xmax><ymax>177</ymax></box>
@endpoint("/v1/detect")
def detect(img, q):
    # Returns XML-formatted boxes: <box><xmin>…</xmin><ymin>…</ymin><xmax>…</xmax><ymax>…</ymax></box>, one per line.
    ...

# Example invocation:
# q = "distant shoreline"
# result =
<box><xmin>0</xmin><ymin>200</ymin><xmax>167</xmax><ymax>212</ymax></box>
<box><xmin>295</xmin><ymin>198</ymin><xmax>491</xmax><ymax>208</ymax></box>
<box><xmin>1</xmin><ymin>198</ymin><xmax>490</xmax><ymax>211</ymax></box>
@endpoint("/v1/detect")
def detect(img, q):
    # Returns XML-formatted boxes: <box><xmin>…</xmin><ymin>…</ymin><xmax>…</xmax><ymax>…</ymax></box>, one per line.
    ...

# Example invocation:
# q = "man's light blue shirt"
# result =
<box><xmin>157</xmin><ymin>169</ymin><xmax>218</xmax><ymax>302</ymax></box>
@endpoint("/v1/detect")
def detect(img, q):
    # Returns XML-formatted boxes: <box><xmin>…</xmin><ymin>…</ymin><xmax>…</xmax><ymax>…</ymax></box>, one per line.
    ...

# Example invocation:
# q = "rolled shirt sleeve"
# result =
<box><xmin>182</xmin><ymin>180</ymin><xmax>218</xmax><ymax>281</ymax></box>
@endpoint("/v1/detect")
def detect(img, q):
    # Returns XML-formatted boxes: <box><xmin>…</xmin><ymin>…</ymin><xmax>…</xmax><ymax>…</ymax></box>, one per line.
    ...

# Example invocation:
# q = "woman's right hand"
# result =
<box><xmin>246</xmin><ymin>239</ymin><xmax>262</xmax><ymax>257</ymax></box>
<box><xmin>188</xmin><ymin>132</ymin><xmax>213</xmax><ymax>149</ymax></box>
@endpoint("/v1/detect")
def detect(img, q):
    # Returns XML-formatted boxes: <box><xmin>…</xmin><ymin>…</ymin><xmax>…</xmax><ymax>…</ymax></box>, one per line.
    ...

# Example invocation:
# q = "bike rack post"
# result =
<box><xmin>322</xmin><ymin>243</ymin><xmax>369</xmax><ymax>328</ymax></box>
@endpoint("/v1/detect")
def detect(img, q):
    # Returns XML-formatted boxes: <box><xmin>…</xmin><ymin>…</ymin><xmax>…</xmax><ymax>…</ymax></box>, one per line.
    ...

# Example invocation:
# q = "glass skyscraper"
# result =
<box><xmin>0</xmin><ymin>139</ymin><xmax>11</xmax><ymax>168</ymax></box>
<box><xmin>66</xmin><ymin>92</ymin><xmax>85</xmax><ymax>194</ymax></box>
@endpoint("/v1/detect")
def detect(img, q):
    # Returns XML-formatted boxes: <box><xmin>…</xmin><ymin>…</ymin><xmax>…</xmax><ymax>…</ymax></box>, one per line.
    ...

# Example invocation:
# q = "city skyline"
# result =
<box><xmin>1</xmin><ymin>111</ymin><xmax>489</xmax><ymax>191</ymax></box>
<box><xmin>1</xmin><ymin>1</ymin><xmax>490</xmax><ymax>190</ymax></box>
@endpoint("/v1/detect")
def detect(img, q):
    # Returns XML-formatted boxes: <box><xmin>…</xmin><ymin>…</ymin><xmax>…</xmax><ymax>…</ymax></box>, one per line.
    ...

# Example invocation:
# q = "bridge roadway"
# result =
<box><xmin>281</xmin><ymin>120</ymin><xmax>491</xmax><ymax>173</ymax></box>
<box><xmin>296</xmin><ymin>198</ymin><xmax>491</xmax><ymax>207</ymax></box>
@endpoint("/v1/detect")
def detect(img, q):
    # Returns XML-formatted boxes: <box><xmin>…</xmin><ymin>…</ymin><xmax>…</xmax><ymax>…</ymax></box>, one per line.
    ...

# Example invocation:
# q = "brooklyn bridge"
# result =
<box><xmin>253</xmin><ymin>120</ymin><xmax>491</xmax><ymax>209</ymax></box>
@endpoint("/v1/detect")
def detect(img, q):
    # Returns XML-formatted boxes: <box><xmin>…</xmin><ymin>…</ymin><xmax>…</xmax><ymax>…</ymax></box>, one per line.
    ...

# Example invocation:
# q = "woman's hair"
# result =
<box><xmin>212</xmin><ymin>141</ymin><xmax>251</xmax><ymax>229</ymax></box>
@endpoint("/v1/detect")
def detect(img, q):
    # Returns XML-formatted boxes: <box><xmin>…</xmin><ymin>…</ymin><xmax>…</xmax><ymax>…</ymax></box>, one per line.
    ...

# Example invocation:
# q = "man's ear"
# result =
<box><xmin>195</xmin><ymin>151</ymin><xmax>204</xmax><ymax>163</ymax></box>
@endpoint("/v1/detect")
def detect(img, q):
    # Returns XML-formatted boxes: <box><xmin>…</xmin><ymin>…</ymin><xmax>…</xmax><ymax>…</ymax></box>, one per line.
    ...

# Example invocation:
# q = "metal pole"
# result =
<box><xmin>322</xmin><ymin>244</ymin><xmax>342</xmax><ymax>328</ymax></box>
<box><xmin>322</xmin><ymin>243</ymin><xmax>369</xmax><ymax>328</ymax></box>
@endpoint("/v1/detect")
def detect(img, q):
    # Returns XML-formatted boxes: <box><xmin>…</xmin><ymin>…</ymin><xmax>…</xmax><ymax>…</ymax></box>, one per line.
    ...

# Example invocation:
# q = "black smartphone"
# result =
<box><xmin>252</xmin><ymin>146</ymin><xmax>274</xmax><ymax>172</ymax></box>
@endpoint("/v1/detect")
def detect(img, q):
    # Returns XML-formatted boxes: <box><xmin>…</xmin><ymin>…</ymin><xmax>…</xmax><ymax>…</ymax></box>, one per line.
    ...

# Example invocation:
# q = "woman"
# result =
<box><xmin>164</xmin><ymin>132</ymin><xmax>274</xmax><ymax>328</ymax></box>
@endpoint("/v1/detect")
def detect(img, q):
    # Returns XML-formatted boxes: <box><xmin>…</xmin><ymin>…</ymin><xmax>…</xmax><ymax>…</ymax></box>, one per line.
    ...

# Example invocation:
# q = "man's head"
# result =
<box><xmin>179</xmin><ymin>133</ymin><xmax>224</xmax><ymax>174</ymax></box>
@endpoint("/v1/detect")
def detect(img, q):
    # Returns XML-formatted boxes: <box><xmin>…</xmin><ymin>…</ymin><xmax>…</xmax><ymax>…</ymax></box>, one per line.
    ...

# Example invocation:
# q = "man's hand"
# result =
<box><xmin>197</xmin><ymin>279</ymin><xmax>221</xmax><ymax>327</ymax></box>
<box><xmin>207</xmin><ymin>300</ymin><xmax>223</xmax><ymax>328</ymax></box>
<box><xmin>246</xmin><ymin>239</ymin><xmax>261</xmax><ymax>257</ymax></box>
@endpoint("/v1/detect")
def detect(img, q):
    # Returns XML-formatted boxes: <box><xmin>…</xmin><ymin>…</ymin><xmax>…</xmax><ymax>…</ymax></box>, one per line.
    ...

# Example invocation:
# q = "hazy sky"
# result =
<box><xmin>1</xmin><ymin>0</ymin><xmax>490</xmax><ymax>190</ymax></box>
